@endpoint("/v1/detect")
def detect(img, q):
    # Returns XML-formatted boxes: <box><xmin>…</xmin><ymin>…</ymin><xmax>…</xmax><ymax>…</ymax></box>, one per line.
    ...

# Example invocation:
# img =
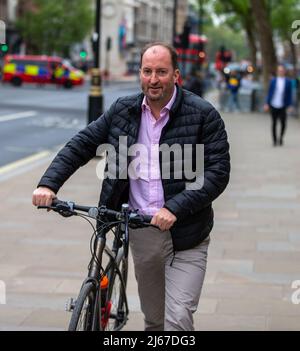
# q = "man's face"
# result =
<box><xmin>277</xmin><ymin>65</ymin><xmax>286</xmax><ymax>77</ymax></box>
<box><xmin>140</xmin><ymin>46</ymin><xmax>179</xmax><ymax>105</ymax></box>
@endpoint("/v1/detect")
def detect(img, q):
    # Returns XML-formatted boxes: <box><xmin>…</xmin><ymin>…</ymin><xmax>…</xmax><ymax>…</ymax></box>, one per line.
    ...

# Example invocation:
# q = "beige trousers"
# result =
<box><xmin>129</xmin><ymin>226</ymin><xmax>210</xmax><ymax>331</ymax></box>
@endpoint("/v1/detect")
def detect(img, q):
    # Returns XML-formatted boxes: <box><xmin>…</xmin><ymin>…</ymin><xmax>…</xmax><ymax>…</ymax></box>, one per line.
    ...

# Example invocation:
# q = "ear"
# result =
<box><xmin>174</xmin><ymin>69</ymin><xmax>180</xmax><ymax>84</ymax></box>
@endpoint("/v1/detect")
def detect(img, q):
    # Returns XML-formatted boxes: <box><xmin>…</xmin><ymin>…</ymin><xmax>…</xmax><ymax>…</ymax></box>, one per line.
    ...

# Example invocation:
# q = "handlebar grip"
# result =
<box><xmin>37</xmin><ymin>198</ymin><xmax>64</xmax><ymax>209</ymax></box>
<box><xmin>52</xmin><ymin>198</ymin><xmax>64</xmax><ymax>206</ymax></box>
<box><xmin>140</xmin><ymin>214</ymin><xmax>152</xmax><ymax>224</ymax></box>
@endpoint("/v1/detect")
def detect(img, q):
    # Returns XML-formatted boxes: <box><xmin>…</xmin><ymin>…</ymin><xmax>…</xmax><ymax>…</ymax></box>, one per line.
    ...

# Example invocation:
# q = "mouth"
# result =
<box><xmin>149</xmin><ymin>87</ymin><xmax>162</xmax><ymax>93</ymax></box>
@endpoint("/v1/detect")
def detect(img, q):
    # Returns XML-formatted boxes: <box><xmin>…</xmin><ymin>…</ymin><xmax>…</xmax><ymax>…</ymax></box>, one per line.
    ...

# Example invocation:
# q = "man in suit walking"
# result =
<box><xmin>264</xmin><ymin>64</ymin><xmax>293</xmax><ymax>146</ymax></box>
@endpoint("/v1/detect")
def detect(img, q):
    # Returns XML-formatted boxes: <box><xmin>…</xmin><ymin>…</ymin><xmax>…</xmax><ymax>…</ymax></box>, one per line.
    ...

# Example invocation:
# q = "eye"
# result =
<box><xmin>143</xmin><ymin>69</ymin><xmax>151</xmax><ymax>76</ymax></box>
<box><xmin>157</xmin><ymin>69</ymin><xmax>168</xmax><ymax>76</ymax></box>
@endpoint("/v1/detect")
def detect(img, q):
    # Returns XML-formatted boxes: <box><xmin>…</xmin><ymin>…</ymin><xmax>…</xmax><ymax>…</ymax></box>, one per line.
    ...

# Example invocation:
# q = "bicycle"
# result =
<box><xmin>38</xmin><ymin>199</ymin><xmax>152</xmax><ymax>331</ymax></box>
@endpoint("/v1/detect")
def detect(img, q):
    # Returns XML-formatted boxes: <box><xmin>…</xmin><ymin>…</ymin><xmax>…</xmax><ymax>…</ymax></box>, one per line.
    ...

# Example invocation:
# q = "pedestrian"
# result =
<box><xmin>264</xmin><ymin>64</ymin><xmax>293</xmax><ymax>146</ymax></box>
<box><xmin>226</xmin><ymin>70</ymin><xmax>241</xmax><ymax>112</ymax></box>
<box><xmin>240</xmin><ymin>73</ymin><xmax>254</xmax><ymax>91</ymax></box>
<box><xmin>32</xmin><ymin>42</ymin><xmax>230</xmax><ymax>331</ymax></box>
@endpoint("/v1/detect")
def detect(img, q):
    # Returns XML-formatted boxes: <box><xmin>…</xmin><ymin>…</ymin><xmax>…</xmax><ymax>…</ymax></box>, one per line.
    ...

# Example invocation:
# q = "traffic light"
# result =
<box><xmin>79</xmin><ymin>49</ymin><xmax>87</xmax><ymax>60</ymax></box>
<box><xmin>0</xmin><ymin>44</ymin><xmax>8</xmax><ymax>53</ymax></box>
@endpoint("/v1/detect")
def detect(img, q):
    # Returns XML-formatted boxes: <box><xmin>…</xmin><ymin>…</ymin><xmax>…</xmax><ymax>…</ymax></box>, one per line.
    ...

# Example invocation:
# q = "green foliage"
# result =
<box><xmin>212</xmin><ymin>0</ymin><xmax>300</xmax><ymax>43</ymax></box>
<box><xmin>211</xmin><ymin>0</ymin><xmax>255</xmax><ymax>58</ymax></box>
<box><xmin>271</xmin><ymin>0</ymin><xmax>300</xmax><ymax>40</ymax></box>
<box><xmin>213</xmin><ymin>0</ymin><xmax>252</xmax><ymax>26</ymax></box>
<box><xmin>205</xmin><ymin>25</ymin><xmax>250</xmax><ymax>61</ymax></box>
<box><xmin>16</xmin><ymin>0</ymin><xmax>93</xmax><ymax>56</ymax></box>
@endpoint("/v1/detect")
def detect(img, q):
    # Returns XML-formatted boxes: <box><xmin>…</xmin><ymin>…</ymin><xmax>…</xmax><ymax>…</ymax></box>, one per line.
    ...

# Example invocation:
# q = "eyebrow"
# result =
<box><xmin>142</xmin><ymin>67</ymin><xmax>169</xmax><ymax>70</ymax></box>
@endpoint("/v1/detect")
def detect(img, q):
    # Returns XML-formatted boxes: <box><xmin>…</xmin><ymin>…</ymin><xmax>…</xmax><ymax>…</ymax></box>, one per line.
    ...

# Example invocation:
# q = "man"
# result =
<box><xmin>32</xmin><ymin>42</ymin><xmax>230</xmax><ymax>331</ymax></box>
<box><xmin>264</xmin><ymin>64</ymin><xmax>293</xmax><ymax>146</ymax></box>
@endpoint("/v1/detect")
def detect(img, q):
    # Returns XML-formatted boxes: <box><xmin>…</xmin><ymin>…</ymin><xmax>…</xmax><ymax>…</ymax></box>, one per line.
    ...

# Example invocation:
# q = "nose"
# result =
<box><xmin>149</xmin><ymin>72</ymin><xmax>159</xmax><ymax>84</ymax></box>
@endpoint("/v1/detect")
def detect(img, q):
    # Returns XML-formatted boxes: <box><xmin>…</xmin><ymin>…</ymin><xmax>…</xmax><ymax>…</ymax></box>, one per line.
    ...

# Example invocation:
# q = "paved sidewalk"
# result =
<box><xmin>0</xmin><ymin>98</ymin><xmax>300</xmax><ymax>330</ymax></box>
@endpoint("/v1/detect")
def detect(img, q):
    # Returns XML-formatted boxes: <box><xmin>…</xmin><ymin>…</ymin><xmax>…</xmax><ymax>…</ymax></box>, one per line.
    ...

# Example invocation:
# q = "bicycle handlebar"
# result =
<box><xmin>38</xmin><ymin>198</ymin><xmax>153</xmax><ymax>225</ymax></box>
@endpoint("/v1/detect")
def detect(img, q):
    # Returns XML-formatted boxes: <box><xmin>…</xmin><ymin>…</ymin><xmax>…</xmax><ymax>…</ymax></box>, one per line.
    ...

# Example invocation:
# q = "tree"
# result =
<box><xmin>250</xmin><ymin>0</ymin><xmax>277</xmax><ymax>91</ymax></box>
<box><xmin>271</xmin><ymin>0</ymin><xmax>300</xmax><ymax>73</ymax></box>
<box><xmin>16</xmin><ymin>0</ymin><xmax>93</xmax><ymax>57</ymax></box>
<box><xmin>213</xmin><ymin>0</ymin><xmax>258</xmax><ymax>76</ymax></box>
<box><xmin>205</xmin><ymin>25</ymin><xmax>250</xmax><ymax>63</ymax></box>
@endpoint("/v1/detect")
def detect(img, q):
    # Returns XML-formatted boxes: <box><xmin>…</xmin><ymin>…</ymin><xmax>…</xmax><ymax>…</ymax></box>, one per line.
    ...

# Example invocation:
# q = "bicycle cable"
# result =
<box><xmin>90</xmin><ymin>221</ymin><xmax>123</xmax><ymax>270</ymax></box>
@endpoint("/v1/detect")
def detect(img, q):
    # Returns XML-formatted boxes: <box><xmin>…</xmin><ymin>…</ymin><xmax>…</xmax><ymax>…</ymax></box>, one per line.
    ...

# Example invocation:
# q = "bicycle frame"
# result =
<box><xmin>80</xmin><ymin>221</ymin><xmax>129</xmax><ymax>330</ymax></box>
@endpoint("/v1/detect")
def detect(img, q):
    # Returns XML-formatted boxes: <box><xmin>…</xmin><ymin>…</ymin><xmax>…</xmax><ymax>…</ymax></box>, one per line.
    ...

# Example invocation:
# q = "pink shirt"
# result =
<box><xmin>128</xmin><ymin>87</ymin><xmax>177</xmax><ymax>215</ymax></box>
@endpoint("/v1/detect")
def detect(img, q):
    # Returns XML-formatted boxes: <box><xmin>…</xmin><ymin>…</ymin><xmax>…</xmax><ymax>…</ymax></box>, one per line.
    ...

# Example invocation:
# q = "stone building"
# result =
<box><xmin>99</xmin><ymin>0</ymin><xmax>188</xmax><ymax>78</ymax></box>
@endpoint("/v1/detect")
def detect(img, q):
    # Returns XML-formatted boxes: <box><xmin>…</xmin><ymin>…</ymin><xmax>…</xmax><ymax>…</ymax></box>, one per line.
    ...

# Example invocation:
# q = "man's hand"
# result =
<box><xmin>32</xmin><ymin>187</ymin><xmax>56</xmax><ymax>207</ymax></box>
<box><xmin>151</xmin><ymin>208</ymin><xmax>177</xmax><ymax>231</ymax></box>
<box><xmin>263</xmin><ymin>104</ymin><xmax>270</xmax><ymax>112</ymax></box>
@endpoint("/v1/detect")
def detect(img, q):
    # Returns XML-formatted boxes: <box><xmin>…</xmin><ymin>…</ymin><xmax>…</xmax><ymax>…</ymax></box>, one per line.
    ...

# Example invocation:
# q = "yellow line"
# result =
<box><xmin>0</xmin><ymin>151</ymin><xmax>51</xmax><ymax>176</ymax></box>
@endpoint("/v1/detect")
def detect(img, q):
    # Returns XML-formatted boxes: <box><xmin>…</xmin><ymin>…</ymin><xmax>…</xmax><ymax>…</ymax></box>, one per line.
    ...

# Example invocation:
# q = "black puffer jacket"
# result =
<box><xmin>38</xmin><ymin>86</ymin><xmax>230</xmax><ymax>251</ymax></box>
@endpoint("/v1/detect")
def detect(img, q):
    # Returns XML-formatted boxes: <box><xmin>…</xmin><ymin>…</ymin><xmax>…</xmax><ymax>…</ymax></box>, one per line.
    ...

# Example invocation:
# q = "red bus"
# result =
<box><xmin>176</xmin><ymin>33</ymin><xmax>208</xmax><ymax>80</ymax></box>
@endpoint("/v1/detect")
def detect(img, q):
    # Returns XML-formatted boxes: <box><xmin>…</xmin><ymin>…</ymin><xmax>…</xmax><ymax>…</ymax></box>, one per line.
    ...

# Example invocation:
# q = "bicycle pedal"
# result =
<box><xmin>65</xmin><ymin>297</ymin><xmax>76</xmax><ymax>312</ymax></box>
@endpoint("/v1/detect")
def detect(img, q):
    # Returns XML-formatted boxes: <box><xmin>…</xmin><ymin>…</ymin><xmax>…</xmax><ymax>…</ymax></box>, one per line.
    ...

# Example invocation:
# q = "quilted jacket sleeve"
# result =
<box><xmin>37</xmin><ymin>101</ymin><xmax>117</xmax><ymax>193</ymax></box>
<box><xmin>164</xmin><ymin>107</ymin><xmax>230</xmax><ymax>220</ymax></box>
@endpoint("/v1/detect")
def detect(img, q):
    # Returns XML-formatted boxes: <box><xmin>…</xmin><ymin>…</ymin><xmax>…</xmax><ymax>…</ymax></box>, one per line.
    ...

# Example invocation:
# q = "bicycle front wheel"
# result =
<box><xmin>68</xmin><ymin>282</ymin><xmax>98</xmax><ymax>331</ymax></box>
<box><xmin>104</xmin><ymin>252</ymin><xmax>128</xmax><ymax>331</ymax></box>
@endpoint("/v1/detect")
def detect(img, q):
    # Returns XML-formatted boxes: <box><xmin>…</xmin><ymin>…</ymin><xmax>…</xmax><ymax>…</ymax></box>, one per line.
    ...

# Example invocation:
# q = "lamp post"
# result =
<box><xmin>88</xmin><ymin>0</ymin><xmax>103</xmax><ymax>124</ymax></box>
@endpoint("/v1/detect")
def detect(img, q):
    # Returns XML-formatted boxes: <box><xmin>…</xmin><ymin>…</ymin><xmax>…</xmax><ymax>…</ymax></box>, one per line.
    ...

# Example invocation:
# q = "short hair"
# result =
<box><xmin>140</xmin><ymin>42</ymin><xmax>179</xmax><ymax>70</ymax></box>
<box><xmin>277</xmin><ymin>64</ymin><xmax>286</xmax><ymax>70</ymax></box>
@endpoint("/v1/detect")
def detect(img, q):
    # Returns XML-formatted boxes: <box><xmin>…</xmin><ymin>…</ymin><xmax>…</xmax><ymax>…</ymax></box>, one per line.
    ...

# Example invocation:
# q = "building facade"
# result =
<box><xmin>176</xmin><ymin>0</ymin><xmax>189</xmax><ymax>36</ymax></box>
<box><xmin>0</xmin><ymin>0</ymin><xmax>20</xmax><ymax>54</ymax></box>
<box><xmin>0</xmin><ymin>0</ymin><xmax>8</xmax><ymax>20</ymax></box>
<box><xmin>99</xmin><ymin>0</ymin><xmax>176</xmax><ymax>78</ymax></box>
<box><xmin>99</xmin><ymin>0</ymin><xmax>188</xmax><ymax>78</ymax></box>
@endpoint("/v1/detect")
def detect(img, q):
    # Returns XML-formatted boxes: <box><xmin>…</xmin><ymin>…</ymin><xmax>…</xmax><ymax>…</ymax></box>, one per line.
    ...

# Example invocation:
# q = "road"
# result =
<box><xmin>0</xmin><ymin>80</ymin><xmax>140</xmax><ymax>168</ymax></box>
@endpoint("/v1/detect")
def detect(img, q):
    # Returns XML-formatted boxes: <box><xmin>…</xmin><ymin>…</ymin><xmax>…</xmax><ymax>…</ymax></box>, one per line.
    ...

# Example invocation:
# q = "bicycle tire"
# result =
<box><xmin>68</xmin><ymin>282</ymin><xmax>97</xmax><ymax>331</ymax></box>
<box><xmin>104</xmin><ymin>250</ymin><xmax>128</xmax><ymax>331</ymax></box>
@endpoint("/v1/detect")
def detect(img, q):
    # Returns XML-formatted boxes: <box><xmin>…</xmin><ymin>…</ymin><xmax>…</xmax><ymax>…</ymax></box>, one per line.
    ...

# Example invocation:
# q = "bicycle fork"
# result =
<box><xmin>66</xmin><ymin>236</ymin><xmax>107</xmax><ymax>331</ymax></box>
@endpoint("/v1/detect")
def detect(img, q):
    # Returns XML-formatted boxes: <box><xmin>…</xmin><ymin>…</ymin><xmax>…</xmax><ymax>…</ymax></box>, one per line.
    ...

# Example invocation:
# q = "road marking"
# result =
<box><xmin>0</xmin><ymin>151</ymin><xmax>51</xmax><ymax>176</ymax></box>
<box><xmin>0</xmin><ymin>111</ymin><xmax>37</xmax><ymax>123</ymax></box>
